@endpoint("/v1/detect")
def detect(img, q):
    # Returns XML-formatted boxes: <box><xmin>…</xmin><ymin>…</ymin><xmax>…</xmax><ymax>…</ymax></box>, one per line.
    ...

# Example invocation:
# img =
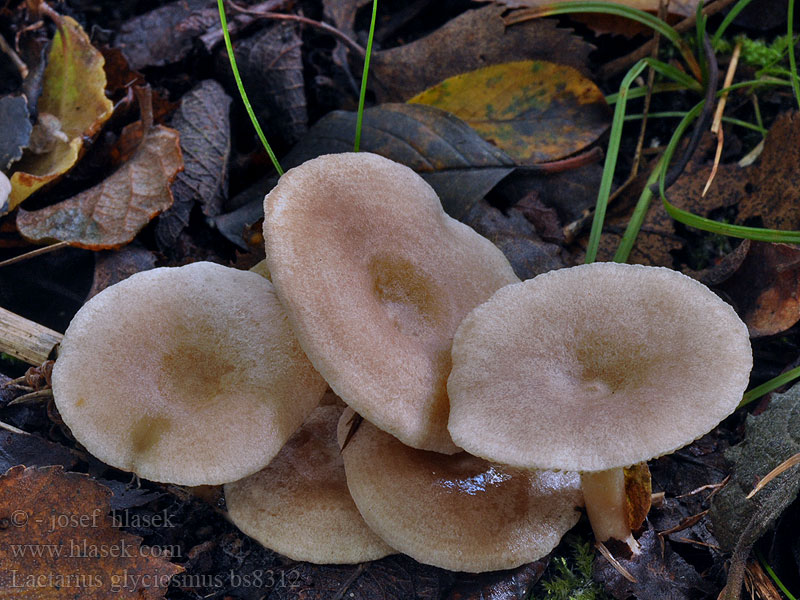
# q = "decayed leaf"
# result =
<box><xmin>115</xmin><ymin>0</ymin><xmax>217</xmax><ymax>70</ymax></box>
<box><xmin>709</xmin><ymin>384</ymin><xmax>800</xmax><ymax>600</ymax></box>
<box><xmin>8</xmin><ymin>16</ymin><xmax>113</xmax><ymax>211</ymax></box>
<box><xmin>322</xmin><ymin>0</ymin><xmax>371</xmax><ymax>37</ymax></box>
<box><xmin>282</xmin><ymin>103</ymin><xmax>515</xmax><ymax>220</ymax></box>
<box><xmin>409</xmin><ymin>61</ymin><xmax>610</xmax><ymax>164</ymax></box>
<box><xmin>231</xmin><ymin>22</ymin><xmax>307</xmax><ymax>145</ymax></box>
<box><xmin>371</xmin><ymin>5</ymin><xmax>593</xmax><ymax>102</ymax></box>
<box><xmin>446</xmin><ymin>561</ymin><xmax>547</xmax><ymax>599</ymax></box>
<box><xmin>0</xmin><ymin>466</ymin><xmax>182</xmax><ymax>598</ymax></box>
<box><xmin>594</xmin><ymin>527</ymin><xmax>714</xmax><ymax>600</ymax></box>
<box><xmin>492</xmin><ymin>0</ymin><xmax>699</xmax><ymax>16</ymax></box>
<box><xmin>737</xmin><ymin>112</ymin><xmax>800</xmax><ymax>231</ymax></box>
<box><xmin>156</xmin><ymin>79</ymin><xmax>231</xmax><ymax>249</ymax></box>
<box><xmin>0</xmin><ymin>95</ymin><xmax>32</xmax><ymax>170</ymax></box>
<box><xmin>16</xmin><ymin>125</ymin><xmax>183</xmax><ymax>249</ymax></box>
<box><xmin>624</xmin><ymin>463</ymin><xmax>651</xmax><ymax>532</ymax></box>
<box><xmin>87</xmin><ymin>245</ymin><xmax>156</xmax><ymax>299</ymax></box>
<box><xmin>0</xmin><ymin>430</ymin><xmax>79</xmax><ymax>474</ymax></box>
<box><xmin>719</xmin><ymin>242</ymin><xmax>800</xmax><ymax>337</ymax></box>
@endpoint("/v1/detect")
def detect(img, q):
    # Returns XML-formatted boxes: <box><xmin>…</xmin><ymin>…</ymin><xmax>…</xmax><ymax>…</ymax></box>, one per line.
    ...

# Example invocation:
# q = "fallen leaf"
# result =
<box><xmin>737</xmin><ymin>112</ymin><xmax>800</xmax><ymax>231</ymax></box>
<box><xmin>282</xmin><ymin>103</ymin><xmax>515</xmax><ymax>219</ymax></box>
<box><xmin>409</xmin><ymin>60</ymin><xmax>610</xmax><ymax>164</ymax></box>
<box><xmin>371</xmin><ymin>5</ymin><xmax>593</xmax><ymax>102</ymax></box>
<box><xmin>0</xmin><ymin>95</ymin><xmax>32</xmax><ymax>170</ymax></box>
<box><xmin>594</xmin><ymin>527</ymin><xmax>714</xmax><ymax>600</ymax></box>
<box><xmin>16</xmin><ymin>125</ymin><xmax>183</xmax><ymax>249</ymax></box>
<box><xmin>445</xmin><ymin>561</ymin><xmax>547</xmax><ymax>599</ymax></box>
<box><xmin>709</xmin><ymin>384</ymin><xmax>800</xmax><ymax>600</ymax></box>
<box><xmin>322</xmin><ymin>0</ymin><xmax>371</xmax><ymax>39</ymax></box>
<box><xmin>719</xmin><ymin>242</ymin><xmax>800</xmax><ymax>337</ymax></box>
<box><xmin>0</xmin><ymin>431</ymin><xmax>78</xmax><ymax>473</ymax></box>
<box><xmin>462</xmin><ymin>199</ymin><xmax>566</xmax><ymax>279</ymax></box>
<box><xmin>156</xmin><ymin>79</ymin><xmax>231</xmax><ymax>249</ymax></box>
<box><xmin>0</xmin><ymin>465</ymin><xmax>182</xmax><ymax>598</ymax></box>
<box><xmin>8</xmin><ymin>16</ymin><xmax>113</xmax><ymax>211</ymax></box>
<box><xmin>115</xmin><ymin>0</ymin><xmax>217</xmax><ymax>70</ymax></box>
<box><xmin>227</xmin><ymin>22</ymin><xmax>307</xmax><ymax>145</ymax></box>
<box><xmin>492</xmin><ymin>0</ymin><xmax>699</xmax><ymax>17</ymax></box>
<box><xmin>87</xmin><ymin>244</ymin><xmax>156</xmax><ymax>299</ymax></box>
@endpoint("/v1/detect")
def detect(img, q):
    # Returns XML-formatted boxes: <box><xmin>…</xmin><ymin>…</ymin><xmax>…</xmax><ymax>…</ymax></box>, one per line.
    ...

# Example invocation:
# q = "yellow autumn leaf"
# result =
<box><xmin>409</xmin><ymin>60</ymin><xmax>609</xmax><ymax>164</ymax></box>
<box><xmin>8</xmin><ymin>16</ymin><xmax>113</xmax><ymax>212</ymax></box>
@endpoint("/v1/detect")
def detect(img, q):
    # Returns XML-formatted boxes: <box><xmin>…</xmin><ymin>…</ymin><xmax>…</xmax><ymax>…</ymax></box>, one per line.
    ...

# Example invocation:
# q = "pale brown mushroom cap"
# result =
<box><xmin>53</xmin><ymin>262</ymin><xmax>327</xmax><ymax>486</ymax></box>
<box><xmin>448</xmin><ymin>263</ymin><xmax>753</xmax><ymax>472</ymax></box>
<box><xmin>338</xmin><ymin>409</ymin><xmax>582</xmax><ymax>573</ymax></box>
<box><xmin>225</xmin><ymin>405</ymin><xmax>394</xmax><ymax>564</ymax></box>
<box><xmin>263</xmin><ymin>152</ymin><xmax>519</xmax><ymax>453</ymax></box>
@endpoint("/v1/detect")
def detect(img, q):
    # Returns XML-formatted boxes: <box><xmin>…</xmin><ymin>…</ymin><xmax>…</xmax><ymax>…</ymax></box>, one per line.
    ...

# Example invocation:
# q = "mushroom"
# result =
<box><xmin>52</xmin><ymin>262</ymin><xmax>327</xmax><ymax>486</ymax></box>
<box><xmin>447</xmin><ymin>262</ymin><xmax>752</xmax><ymax>552</ymax></box>
<box><xmin>263</xmin><ymin>152</ymin><xmax>519</xmax><ymax>454</ymax></box>
<box><xmin>338</xmin><ymin>408</ymin><xmax>583</xmax><ymax>572</ymax></box>
<box><xmin>225</xmin><ymin>405</ymin><xmax>394</xmax><ymax>564</ymax></box>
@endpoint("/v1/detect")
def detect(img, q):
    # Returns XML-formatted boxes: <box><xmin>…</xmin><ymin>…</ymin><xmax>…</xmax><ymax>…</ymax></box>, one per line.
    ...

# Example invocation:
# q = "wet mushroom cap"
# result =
<box><xmin>263</xmin><ymin>152</ymin><xmax>519</xmax><ymax>453</ymax></box>
<box><xmin>447</xmin><ymin>262</ymin><xmax>753</xmax><ymax>472</ymax></box>
<box><xmin>338</xmin><ymin>409</ymin><xmax>582</xmax><ymax>573</ymax></box>
<box><xmin>225</xmin><ymin>405</ymin><xmax>394</xmax><ymax>564</ymax></box>
<box><xmin>53</xmin><ymin>262</ymin><xmax>327</xmax><ymax>486</ymax></box>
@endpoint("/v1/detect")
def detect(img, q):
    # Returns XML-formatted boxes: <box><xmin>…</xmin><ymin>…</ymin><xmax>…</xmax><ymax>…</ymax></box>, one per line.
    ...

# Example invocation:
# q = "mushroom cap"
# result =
<box><xmin>338</xmin><ymin>409</ymin><xmax>582</xmax><ymax>573</ymax></box>
<box><xmin>52</xmin><ymin>262</ymin><xmax>327</xmax><ymax>486</ymax></box>
<box><xmin>263</xmin><ymin>152</ymin><xmax>519</xmax><ymax>453</ymax></box>
<box><xmin>447</xmin><ymin>263</ymin><xmax>753</xmax><ymax>472</ymax></box>
<box><xmin>225</xmin><ymin>405</ymin><xmax>394</xmax><ymax>564</ymax></box>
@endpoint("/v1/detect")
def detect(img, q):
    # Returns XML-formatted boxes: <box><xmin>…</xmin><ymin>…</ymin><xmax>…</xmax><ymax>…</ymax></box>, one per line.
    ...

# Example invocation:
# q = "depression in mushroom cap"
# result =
<box><xmin>263</xmin><ymin>152</ymin><xmax>519</xmax><ymax>453</ymax></box>
<box><xmin>52</xmin><ymin>262</ymin><xmax>328</xmax><ymax>486</ymax></box>
<box><xmin>447</xmin><ymin>262</ymin><xmax>752</xmax><ymax>548</ymax></box>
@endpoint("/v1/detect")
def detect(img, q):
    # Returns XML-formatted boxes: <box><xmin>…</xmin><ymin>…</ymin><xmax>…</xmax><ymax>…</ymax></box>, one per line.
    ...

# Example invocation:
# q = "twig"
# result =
<box><xmin>0</xmin><ymin>420</ymin><xmax>28</xmax><ymax>435</ymax></box>
<box><xmin>595</xmin><ymin>541</ymin><xmax>637</xmax><ymax>583</ymax></box>
<box><xmin>204</xmin><ymin>0</ymin><xmax>365</xmax><ymax>56</ymax></box>
<box><xmin>599</xmin><ymin>0</ymin><xmax>741</xmax><ymax>79</ymax></box>
<box><xmin>703</xmin><ymin>41</ymin><xmax>741</xmax><ymax>196</ymax></box>
<box><xmin>746</xmin><ymin>453</ymin><xmax>800</xmax><ymax>499</ymax></box>
<box><xmin>0</xmin><ymin>241</ymin><xmax>70</xmax><ymax>269</ymax></box>
<box><xmin>0</xmin><ymin>34</ymin><xmax>28</xmax><ymax>79</ymax></box>
<box><xmin>0</xmin><ymin>306</ymin><xmax>62</xmax><ymax>366</ymax></box>
<box><xmin>201</xmin><ymin>0</ymin><xmax>289</xmax><ymax>50</ymax></box>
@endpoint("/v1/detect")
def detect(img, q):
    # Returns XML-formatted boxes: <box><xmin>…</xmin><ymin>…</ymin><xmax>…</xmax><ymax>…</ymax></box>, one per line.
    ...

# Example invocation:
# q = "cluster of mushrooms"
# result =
<box><xmin>51</xmin><ymin>152</ymin><xmax>753</xmax><ymax>571</ymax></box>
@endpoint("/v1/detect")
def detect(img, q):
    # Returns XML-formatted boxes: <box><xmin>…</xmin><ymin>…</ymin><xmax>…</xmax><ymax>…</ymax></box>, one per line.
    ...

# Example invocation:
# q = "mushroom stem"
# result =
<box><xmin>580</xmin><ymin>468</ymin><xmax>640</xmax><ymax>555</ymax></box>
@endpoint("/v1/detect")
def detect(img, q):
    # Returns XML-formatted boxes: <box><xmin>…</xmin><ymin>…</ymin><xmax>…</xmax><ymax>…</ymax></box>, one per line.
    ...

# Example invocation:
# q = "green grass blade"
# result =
<box><xmin>788</xmin><ymin>0</ymin><xmax>800</xmax><ymax>110</ymax></box>
<box><xmin>354</xmin><ymin>0</ymin><xmax>378</xmax><ymax>152</ymax></box>
<box><xmin>612</xmin><ymin>155</ymin><xmax>666</xmax><ymax>263</ymax></box>
<box><xmin>217</xmin><ymin>0</ymin><xmax>283</xmax><ymax>175</ymax></box>
<box><xmin>755</xmin><ymin>549</ymin><xmax>799</xmax><ymax>600</ymax></box>
<box><xmin>585</xmin><ymin>60</ymin><xmax>649</xmax><ymax>264</ymax></box>
<box><xmin>740</xmin><ymin>366</ymin><xmax>800</xmax><ymax>408</ymax></box>
<box><xmin>657</xmin><ymin>102</ymin><xmax>800</xmax><ymax>243</ymax></box>
<box><xmin>711</xmin><ymin>0</ymin><xmax>755</xmax><ymax>47</ymax></box>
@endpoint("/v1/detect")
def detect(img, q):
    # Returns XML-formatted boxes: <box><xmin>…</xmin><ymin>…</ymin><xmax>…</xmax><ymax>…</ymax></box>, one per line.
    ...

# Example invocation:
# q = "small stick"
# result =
<box><xmin>746</xmin><ymin>453</ymin><xmax>800</xmax><ymax>499</ymax></box>
<box><xmin>0</xmin><ymin>241</ymin><xmax>70</xmax><ymax>269</ymax></box>
<box><xmin>595</xmin><ymin>541</ymin><xmax>637</xmax><ymax>583</ymax></box>
<box><xmin>703</xmin><ymin>41</ymin><xmax>741</xmax><ymax>196</ymax></box>
<box><xmin>0</xmin><ymin>306</ymin><xmax>62</xmax><ymax>366</ymax></box>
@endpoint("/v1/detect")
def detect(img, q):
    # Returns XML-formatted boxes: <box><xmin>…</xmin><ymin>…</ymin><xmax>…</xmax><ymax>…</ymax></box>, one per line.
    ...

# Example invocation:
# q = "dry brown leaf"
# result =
<box><xmin>737</xmin><ymin>112</ymin><xmax>800</xmax><ymax>231</ymax></box>
<box><xmin>371</xmin><ymin>5</ymin><xmax>593</xmax><ymax>102</ymax></box>
<box><xmin>0</xmin><ymin>465</ymin><xmax>182</xmax><ymax>598</ymax></box>
<box><xmin>16</xmin><ymin>126</ymin><xmax>183</xmax><ymax>249</ymax></box>
<box><xmin>719</xmin><ymin>242</ymin><xmax>800</xmax><ymax>337</ymax></box>
<box><xmin>8</xmin><ymin>16</ymin><xmax>113</xmax><ymax>211</ymax></box>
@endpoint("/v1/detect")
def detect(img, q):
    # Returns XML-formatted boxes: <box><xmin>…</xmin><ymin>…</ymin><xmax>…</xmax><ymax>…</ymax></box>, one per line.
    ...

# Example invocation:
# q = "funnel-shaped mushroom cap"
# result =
<box><xmin>225</xmin><ymin>405</ymin><xmax>394</xmax><ymax>563</ymax></box>
<box><xmin>448</xmin><ymin>263</ymin><xmax>753</xmax><ymax>472</ymax></box>
<box><xmin>338</xmin><ymin>409</ymin><xmax>582</xmax><ymax>572</ymax></box>
<box><xmin>53</xmin><ymin>262</ymin><xmax>327</xmax><ymax>486</ymax></box>
<box><xmin>263</xmin><ymin>153</ymin><xmax>519</xmax><ymax>453</ymax></box>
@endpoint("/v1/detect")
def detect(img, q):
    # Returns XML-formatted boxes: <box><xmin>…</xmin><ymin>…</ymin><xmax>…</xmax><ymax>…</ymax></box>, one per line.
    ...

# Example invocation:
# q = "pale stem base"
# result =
<box><xmin>581</xmin><ymin>468</ymin><xmax>641</xmax><ymax>555</ymax></box>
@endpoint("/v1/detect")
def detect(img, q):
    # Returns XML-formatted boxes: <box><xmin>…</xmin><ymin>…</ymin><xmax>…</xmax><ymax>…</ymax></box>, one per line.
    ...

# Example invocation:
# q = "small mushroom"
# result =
<box><xmin>263</xmin><ymin>152</ymin><xmax>519</xmax><ymax>453</ymax></box>
<box><xmin>52</xmin><ymin>262</ymin><xmax>327</xmax><ymax>486</ymax></box>
<box><xmin>225</xmin><ymin>405</ymin><xmax>394</xmax><ymax>564</ymax></box>
<box><xmin>338</xmin><ymin>408</ymin><xmax>583</xmax><ymax>572</ymax></box>
<box><xmin>447</xmin><ymin>263</ymin><xmax>752</xmax><ymax>552</ymax></box>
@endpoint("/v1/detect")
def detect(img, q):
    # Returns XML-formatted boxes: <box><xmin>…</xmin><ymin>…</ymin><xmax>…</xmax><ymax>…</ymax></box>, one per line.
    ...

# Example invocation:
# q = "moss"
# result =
<box><xmin>532</xmin><ymin>535</ymin><xmax>609</xmax><ymax>600</ymax></box>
